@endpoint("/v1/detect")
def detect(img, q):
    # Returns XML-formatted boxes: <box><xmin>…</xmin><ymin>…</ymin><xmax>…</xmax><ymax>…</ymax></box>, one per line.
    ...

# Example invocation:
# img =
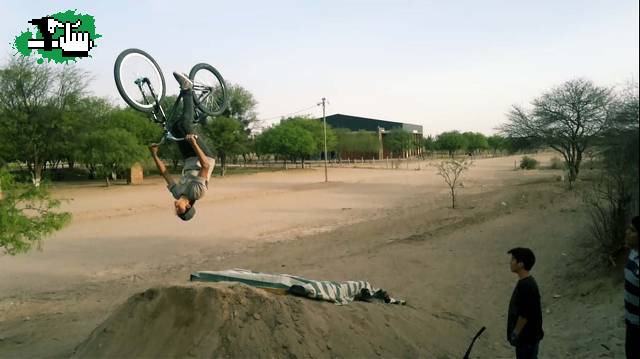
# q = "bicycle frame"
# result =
<box><xmin>135</xmin><ymin>77</ymin><xmax>203</xmax><ymax>145</ymax></box>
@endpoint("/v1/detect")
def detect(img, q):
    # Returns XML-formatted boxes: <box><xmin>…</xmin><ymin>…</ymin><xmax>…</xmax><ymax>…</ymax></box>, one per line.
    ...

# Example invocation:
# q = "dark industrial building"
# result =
<box><xmin>317</xmin><ymin>114</ymin><xmax>424</xmax><ymax>159</ymax></box>
<box><xmin>321</xmin><ymin>114</ymin><xmax>423</xmax><ymax>134</ymax></box>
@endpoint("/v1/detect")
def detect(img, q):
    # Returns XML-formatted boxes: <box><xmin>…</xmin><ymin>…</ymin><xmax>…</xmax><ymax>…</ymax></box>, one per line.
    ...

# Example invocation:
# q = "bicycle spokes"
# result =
<box><xmin>189</xmin><ymin>63</ymin><xmax>228</xmax><ymax>116</ymax></box>
<box><xmin>114</xmin><ymin>49</ymin><xmax>166</xmax><ymax>113</ymax></box>
<box><xmin>115</xmin><ymin>49</ymin><xmax>228</xmax><ymax>144</ymax></box>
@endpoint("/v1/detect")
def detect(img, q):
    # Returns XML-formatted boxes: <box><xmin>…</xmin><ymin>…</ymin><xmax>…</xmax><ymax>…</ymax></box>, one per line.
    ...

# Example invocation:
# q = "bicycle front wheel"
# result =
<box><xmin>189</xmin><ymin>63</ymin><xmax>228</xmax><ymax>116</ymax></box>
<box><xmin>114</xmin><ymin>48</ymin><xmax>166</xmax><ymax>113</ymax></box>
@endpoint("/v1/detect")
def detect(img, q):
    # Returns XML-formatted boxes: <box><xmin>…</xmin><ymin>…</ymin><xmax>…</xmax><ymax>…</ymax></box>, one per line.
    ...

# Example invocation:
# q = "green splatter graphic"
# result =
<box><xmin>12</xmin><ymin>31</ymin><xmax>33</xmax><ymax>56</ymax></box>
<box><xmin>12</xmin><ymin>9</ymin><xmax>101</xmax><ymax>64</ymax></box>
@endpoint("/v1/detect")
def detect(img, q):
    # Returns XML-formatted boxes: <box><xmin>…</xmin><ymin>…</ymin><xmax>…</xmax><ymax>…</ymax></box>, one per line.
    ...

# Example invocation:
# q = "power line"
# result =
<box><xmin>261</xmin><ymin>103</ymin><xmax>321</xmax><ymax>121</ymax></box>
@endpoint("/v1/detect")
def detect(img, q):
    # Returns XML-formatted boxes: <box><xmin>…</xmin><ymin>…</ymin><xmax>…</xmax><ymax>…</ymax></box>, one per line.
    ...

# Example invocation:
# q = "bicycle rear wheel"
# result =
<box><xmin>189</xmin><ymin>63</ymin><xmax>228</xmax><ymax>116</ymax></box>
<box><xmin>114</xmin><ymin>48</ymin><xmax>166</xmax><ymax>113</ymax></box>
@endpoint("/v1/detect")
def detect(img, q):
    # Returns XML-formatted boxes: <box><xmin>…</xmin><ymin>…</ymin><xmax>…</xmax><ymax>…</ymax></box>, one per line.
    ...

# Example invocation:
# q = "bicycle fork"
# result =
<box><xmin>136</xmin><ymin>77</ymin><xmax>168</xmax><ymax>124</ymax></box>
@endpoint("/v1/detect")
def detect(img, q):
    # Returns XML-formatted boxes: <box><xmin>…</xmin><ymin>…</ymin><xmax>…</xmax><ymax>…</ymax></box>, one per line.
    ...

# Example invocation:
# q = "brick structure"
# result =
<box><xmin>129</xmin><ymin>163</ymin><xmax>144</xmax><ymax>185</ymax></box>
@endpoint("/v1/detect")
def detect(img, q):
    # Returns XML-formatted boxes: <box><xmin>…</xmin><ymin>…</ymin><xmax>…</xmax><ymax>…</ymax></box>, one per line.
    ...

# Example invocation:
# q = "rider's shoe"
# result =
<box><xmin>173</xmin><ymin>72</ymin><xmax>192</xmax><ymax>91</ymax></box>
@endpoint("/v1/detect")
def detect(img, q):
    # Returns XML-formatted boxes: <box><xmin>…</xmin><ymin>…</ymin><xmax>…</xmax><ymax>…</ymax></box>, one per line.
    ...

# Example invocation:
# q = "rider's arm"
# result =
<box><xmin>513</xmin><ymin>316</ymin><xmax>528</xmax><ymax>337</ymax></box>
<box><xmin>149</xmin><ymin>145</ymin><xmax>175</xmax><ymax>186</ymax></box>
<box><xmin>185</xmin><ymin>136</ymin><xmax>211</xmax><ymax>179</ymax></box>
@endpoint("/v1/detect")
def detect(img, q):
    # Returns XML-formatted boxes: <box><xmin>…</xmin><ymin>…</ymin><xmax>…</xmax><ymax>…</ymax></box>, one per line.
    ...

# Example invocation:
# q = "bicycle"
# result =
<box><xmin>113</xmin><ymin>48</ymin><xmax>228</xmax><ymax>145</ymax></box>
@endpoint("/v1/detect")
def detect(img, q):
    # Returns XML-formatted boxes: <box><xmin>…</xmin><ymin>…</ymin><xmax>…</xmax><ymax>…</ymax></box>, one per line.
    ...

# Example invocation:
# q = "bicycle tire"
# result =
<box><xmin>189</xmin><ymin>63</ymin><xmax>228</xmax><ymax>116</ymax></box>
<box><xmin>114</xmin><ymin>48</ymin><xmax>166</xmax><ymax>113</ymax></box>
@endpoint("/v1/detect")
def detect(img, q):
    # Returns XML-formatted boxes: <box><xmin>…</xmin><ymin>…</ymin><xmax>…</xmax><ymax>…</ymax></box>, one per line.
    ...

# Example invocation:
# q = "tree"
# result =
<box><xmin>201</xmin><ymin>116</ymin><xmax>247</xmax><ymax>176</ymax></box>
<box><xmin>487</xmin><ymin>134</ymin><xmax>507</xmax><ymax>155</ymax></box>
<box><xmin>206</xmin><ymin>84</ymin><xmax>259</xmax><ymax>165</ymax></box>
<box><xmin>106</xmin><ymin>108</ymin><xmax>162</xmax><ymax>146</ymax></box>
<box><xmin>256</xmin><ymin>120</ymin><xmax>319</xmax><ymax>167</ymax></box>
<box><xmin>436</xmin><ymin>131</ymin><xmax>467</xmax><ymax>157</ymax></box>
<box><xmin>275</xmin><ymin>121</ymin><xmax>316</xmax><ymax>167</ymax></box>
<box><xmin>0</xmin><ymin>56</ymin><xmax>89</xmax><ymax>186</ymax></box>
<box><xmin>503</xmin><ymin>136</ymin><xmax>543</xmax><ymax>155</ymax></box>
<box><xmin>462</xmin><ymin>132</ymin><xmax>488</xmax><ymax>154</ymax></box>
<box><xmin>583</xmin><ymin>82</ymin><xmax>639</xmax><ymax>263</ymax></box>
<box><xmin>499</xmin><ymin>79</ymin><xmax>614</xmax><ymax>186</ymax></box>
<box><xmin>255</xmin><ymin>126</ymin><xmax>278</xmax><ymax>158</ymax></box>
<box><xmin>435</xmin><ymin>158</ymin><xmax>473</xmax><ymax>209</ymax></box>
<box><xmin>75</xmin><ymin>128</ymin><xmax>147</xmax><ymax>180</ymax></box>
<box><xmin>423</xmin><ymin>135</ymin><xmax>437</xmax><ymax>155</ymax></box>
<box><xmin>60</xmin><ymin>105</ymin><xmax>159</xmax><ymax>179</ymax></box>
<box><xmin>334</xmin><ymin>129</ymin><xmax>379</xmax><ymax>160</ymax></box>
<box><xmin>158</xmin><ymin>140</ymin><xmax>183</xmax><ymax>172</ymax></box>
<box><xmin>0</xmin><ymin>167</ymin><xmax>71</xmax><ymax>255</ymax></box>
<box><xmin>218</xmin><ymin>83</ymin><xmax>258</xmax><ymax>134</ymax></box>
<box><xmin>283</xmin><ymin>116</ymin><xmax>337</xmax><ymax>159</ymax></box>
<box><xmin>58</xmin><ymin>96</ymin><xmax>114</xmax><ymax>170</ymax></box>
<box><xmin>384</xmin><ymin>128</ymin><xmax>413</xmax><ymax>158</ymax></box>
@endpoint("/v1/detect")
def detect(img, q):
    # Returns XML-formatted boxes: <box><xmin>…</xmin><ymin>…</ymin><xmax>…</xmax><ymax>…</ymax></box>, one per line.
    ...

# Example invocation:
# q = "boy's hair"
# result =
<box><xmin>508</xmin><ymin>247</ymin><xmax>536</xmax><ymax>271</ymax></box>
<box><xmin>632</xmin><ymin>216</ymin><xmax>640</xmax><ymax>233</ymax></box>
<box><xmin>177</xmin><ymin>200</ymin><xmax>196</xmax><ymax>221</ymax></box>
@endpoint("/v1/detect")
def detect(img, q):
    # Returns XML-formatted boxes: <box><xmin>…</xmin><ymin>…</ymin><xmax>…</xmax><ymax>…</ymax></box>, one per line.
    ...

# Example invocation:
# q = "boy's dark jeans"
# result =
<box><xmin>515</xmin><ymin>341</ymin><xmax>539</xmax><ymax>359</ymax></box>
<box><xmin>171</xmin><ymin>89</ymin><xmax>194</xmax><ymax>137</ymax></box>
<box><xmin>627</xmin><ymin>324</ymin><xmax>639</xmax><ymax>359</ymax></box>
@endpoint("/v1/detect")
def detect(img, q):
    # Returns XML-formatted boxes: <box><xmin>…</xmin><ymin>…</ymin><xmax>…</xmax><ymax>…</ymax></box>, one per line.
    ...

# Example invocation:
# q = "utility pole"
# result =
<box><xmin>320</xmin><ymin>97</ymin><xmax>328</xmax><ymax>182</ymax></box>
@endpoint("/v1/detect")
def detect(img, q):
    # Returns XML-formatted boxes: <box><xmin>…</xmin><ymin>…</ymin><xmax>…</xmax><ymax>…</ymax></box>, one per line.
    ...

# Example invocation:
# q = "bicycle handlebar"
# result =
<box><xmin>158</xmin><ymin>132</ymin><xmax>199</xmax><ymax>144</ymax></box>
<box><xmin>165</xmin><ymin>133</ymin><xmax>184</xmax><ymax>142</ymax></box>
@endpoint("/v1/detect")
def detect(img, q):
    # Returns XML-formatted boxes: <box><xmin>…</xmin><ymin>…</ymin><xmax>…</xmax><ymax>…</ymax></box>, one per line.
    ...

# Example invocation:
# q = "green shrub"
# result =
<box><xmin>550</xmin><ymin>157</ymin><xmax>564</xmax><ymax>170</ymax></box>
<box><xmin>520</xmin><ymin>156</ymin><xmax>539</xmax><ymax>170</ymax></box>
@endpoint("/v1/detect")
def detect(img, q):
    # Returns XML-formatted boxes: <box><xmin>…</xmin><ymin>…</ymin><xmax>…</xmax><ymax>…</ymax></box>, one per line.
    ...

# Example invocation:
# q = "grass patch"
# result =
<box><xmin>212</xmin><ymin>166</ymin><xmax>287</xmax><ymax>177</ymax></box>
<box><xmin>549</xmin><ymin>156</ymin><xmax>564</xmax><ymax>170</ymax></box>
<box><xmin>519</xmin><ymin>156</ymin><xmax>539</xmax><ymax>170</ymax></box>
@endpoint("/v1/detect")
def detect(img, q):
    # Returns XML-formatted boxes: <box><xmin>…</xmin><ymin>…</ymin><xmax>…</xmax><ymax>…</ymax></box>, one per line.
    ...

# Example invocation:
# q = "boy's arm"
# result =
<box><xmin>149</xmin><ymin>145</ymin><xmax>175</xmax><ymax>186</ymax></box>
<box><xmin>513</xmin><ymin>316</ymin><xmax>528</xmax><ymax>336</ymax></box>
<box><xmin>185</xmin><ymin>135</ymin><xmax>211</xmax><ymax>179</ymax></box>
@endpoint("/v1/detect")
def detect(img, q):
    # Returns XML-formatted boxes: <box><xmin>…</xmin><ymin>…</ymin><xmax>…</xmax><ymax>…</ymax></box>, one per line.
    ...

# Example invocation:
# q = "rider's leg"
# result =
<box><xmin>170</xmin><ymin>72</ymin><xmax>213</xmax><ymax>161</ymax></box>
<box><xmin>169</xmin><ymin>89</ymin><xmax>195</xmax><ymax>137</ymax></box>
<box><xmin>181</xmin><ymin>89</ymin><xmax>194</xmax><ymax>132</ymax></box>
<box><xmin>171</xmin><ymin>71</ymin><xmax>195</xmax><ymax>134</ymax></box>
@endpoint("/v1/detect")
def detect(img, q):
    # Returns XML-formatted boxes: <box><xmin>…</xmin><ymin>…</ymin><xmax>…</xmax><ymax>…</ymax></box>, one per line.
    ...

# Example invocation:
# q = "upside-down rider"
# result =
<box><xmin>149</xmin><ymin>72</ymin><xmax>215</xmax><ymax>221</ymax></box>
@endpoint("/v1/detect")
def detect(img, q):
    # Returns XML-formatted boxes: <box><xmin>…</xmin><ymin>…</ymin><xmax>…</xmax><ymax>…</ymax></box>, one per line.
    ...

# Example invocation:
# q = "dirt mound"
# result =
<box><xmin>72</xmin><ymin>282</ymin><xmax>430</xmax><ymax>358</ymax></box>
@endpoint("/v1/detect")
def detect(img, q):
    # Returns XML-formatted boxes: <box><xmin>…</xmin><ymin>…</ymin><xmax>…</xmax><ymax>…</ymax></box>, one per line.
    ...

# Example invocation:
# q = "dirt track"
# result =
<box><xmin>0</xmin><ymin>154</ymin><xmax>627</xmax><ymax>358</ymax></box>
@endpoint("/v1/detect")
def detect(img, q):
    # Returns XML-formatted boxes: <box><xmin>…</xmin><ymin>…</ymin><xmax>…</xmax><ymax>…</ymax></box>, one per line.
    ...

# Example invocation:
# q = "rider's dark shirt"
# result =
<box><xmin>507</xmin><ymin>276</ymin><xmax>544</xmax><ymax>344</ymax></box>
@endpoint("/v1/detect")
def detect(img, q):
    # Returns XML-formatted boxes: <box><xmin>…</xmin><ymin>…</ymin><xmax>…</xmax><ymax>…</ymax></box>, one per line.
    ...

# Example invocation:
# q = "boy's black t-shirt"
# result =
<box><xmin>507</xmin><ymin>276</ymin><xmax>544</xmax><ymax>343</ymax></box>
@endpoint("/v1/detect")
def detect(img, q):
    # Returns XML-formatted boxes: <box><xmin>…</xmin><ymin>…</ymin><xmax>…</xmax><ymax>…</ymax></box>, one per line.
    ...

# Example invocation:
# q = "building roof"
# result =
<box><xmin>319</xmin><ymin>114</ymin><xmax>423</xmax><ymax>134</ymax></box>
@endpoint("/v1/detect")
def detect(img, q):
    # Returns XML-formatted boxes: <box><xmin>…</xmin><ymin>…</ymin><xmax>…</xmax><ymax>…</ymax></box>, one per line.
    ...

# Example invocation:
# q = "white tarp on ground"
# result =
<box><xmin>191</xmin><ymin>268</ymin><xmax>406</xmax><ymax>305</ymax></box>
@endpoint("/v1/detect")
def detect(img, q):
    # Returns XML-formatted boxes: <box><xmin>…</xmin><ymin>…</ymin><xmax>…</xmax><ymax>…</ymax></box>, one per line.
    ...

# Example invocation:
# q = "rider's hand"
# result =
<box><xmin>148</xmin><ymin>144</ymin><xmax>159</xmax><ymax>155</ymax></box>
<box><xmin>185</xmin><ymin>134</ymin><xmax>198</xmax><ymax>143</ymax></box>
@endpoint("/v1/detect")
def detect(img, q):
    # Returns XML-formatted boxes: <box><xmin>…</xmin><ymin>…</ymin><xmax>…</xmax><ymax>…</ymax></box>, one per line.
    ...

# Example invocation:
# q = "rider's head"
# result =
<box><xmin>174</xmin><ymin>196</ymin><xmax>196</xmax><ymax>221</ymax></box>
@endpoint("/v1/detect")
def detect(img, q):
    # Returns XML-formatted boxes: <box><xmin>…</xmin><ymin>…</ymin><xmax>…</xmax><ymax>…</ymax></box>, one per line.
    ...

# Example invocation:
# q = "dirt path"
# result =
<box><xmin>0</xmin><ymin>154</ymin><xmax>626</xmax><ymax>358</ymax></box>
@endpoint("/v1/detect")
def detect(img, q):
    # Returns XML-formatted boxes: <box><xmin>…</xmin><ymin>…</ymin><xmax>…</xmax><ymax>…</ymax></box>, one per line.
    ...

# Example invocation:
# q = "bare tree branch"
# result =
<box><xmin>499</xmin><ymin>79</ymin><xmax>614</xmax><ymax>187</ymax></box>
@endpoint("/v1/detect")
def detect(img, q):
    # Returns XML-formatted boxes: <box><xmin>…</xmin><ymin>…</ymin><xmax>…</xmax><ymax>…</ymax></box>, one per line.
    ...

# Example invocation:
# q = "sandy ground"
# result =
<box><xmin>0</xmin><ymin>153</ymin><xmax>627</xmax><ymax>358</ymax></box>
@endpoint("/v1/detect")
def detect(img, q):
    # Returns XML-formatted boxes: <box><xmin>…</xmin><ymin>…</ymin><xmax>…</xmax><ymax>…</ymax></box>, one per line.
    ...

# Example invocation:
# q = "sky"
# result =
<box><xmin>1</xmin><ymin>0</ymin><xmax>638</xmax><ymax>136</ymax></box>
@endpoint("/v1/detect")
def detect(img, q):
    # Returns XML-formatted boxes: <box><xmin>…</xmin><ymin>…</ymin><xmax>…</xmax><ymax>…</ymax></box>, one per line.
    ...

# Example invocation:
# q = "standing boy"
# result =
<box><xmin>507</xmin><ymin>247</ymin><xmax>544</xmax><ymax>359</ymax></box>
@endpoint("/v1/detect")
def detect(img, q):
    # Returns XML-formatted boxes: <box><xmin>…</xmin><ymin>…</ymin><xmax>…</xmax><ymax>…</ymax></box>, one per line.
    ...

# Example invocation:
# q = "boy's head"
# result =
<box><xmin>174</xmin><ymin>197</ymin><xmax>196</xmax><ymax>221</ymax></box>
<box><xmin>508</xmin><ymin>247</ymin><xmax>536</xmax><ymax>272</ymax></box>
